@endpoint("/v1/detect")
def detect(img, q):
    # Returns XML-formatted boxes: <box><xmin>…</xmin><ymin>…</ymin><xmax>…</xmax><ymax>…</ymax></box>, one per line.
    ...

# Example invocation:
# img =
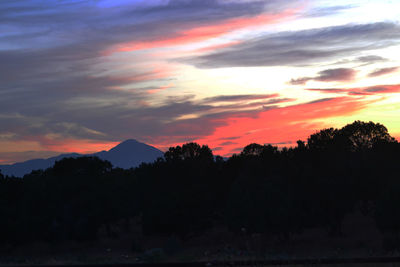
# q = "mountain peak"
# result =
<box><xmin>103</xmin><ymin>139</ymin><xmax>163</xmax><ymax>168</ymax></box>
<box><xmin>108</xmin><ymin>139</ymin><xmax>142</xmax><ymax>152</ymax></box>
<box><xmin>120</xmin><ymin>139</ymin><xmax>140</xmax><ymax>145</ymax></box>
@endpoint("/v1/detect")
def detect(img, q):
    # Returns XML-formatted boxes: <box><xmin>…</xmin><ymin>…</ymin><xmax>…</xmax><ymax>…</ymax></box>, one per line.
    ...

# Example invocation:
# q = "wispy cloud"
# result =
<box><xmin>368</xmin><ymin>66</ymin><xmax>399</xmax><ymax>77</ymax></box>
<box><xmin>289</xmin><ymin>68</ymin><xmax>357</xmax><ymax>85</ymax></box>
<box><xmin>307</xmin><ymin>83</ymin><xmax>400</xmax><ymax>95</ymax></box>
<box><xmin>329</xmin><ymin>55</ymin><xmax>388</xmax><ymax>67</ymax></box>
<box><xmin>202</xmin><ymin>94</ymin><xmax>279</xmax><ymax>103</ymax></box>
<box><xmin>184</xmin><ymin>22</ymin><xmax>400</xmax><ymax>68</ymax></box>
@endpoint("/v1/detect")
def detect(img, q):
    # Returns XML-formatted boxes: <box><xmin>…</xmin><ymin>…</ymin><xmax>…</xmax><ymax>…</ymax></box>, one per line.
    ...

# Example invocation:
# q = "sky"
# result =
<box><xmin>1</xmin><ymin>0</ymin><xmax>400</xmax><ymax>163</ymax></box>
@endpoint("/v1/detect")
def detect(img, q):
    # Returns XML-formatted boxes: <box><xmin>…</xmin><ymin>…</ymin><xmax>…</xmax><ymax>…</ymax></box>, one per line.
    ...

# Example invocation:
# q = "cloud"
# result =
<box><xmin>218</xmin><ymin>141</ymin><xmax>237</xmax><ymax>146</ymax></box>
<box><xmin>146</xmin><ymin>83</ymin><xmax>174</xmax><ymax>94</ymax></box>
<box><xmin>1</xmin><ymin>1</ymin><xmax>398</xmax><ymax>163</ymax></box>
<box><xmin>101</xmin><ymin>0</ymin><xmax>300</xmax><ymax>53</ymax></box>
<box><xmin>202</xmin><ymin>94</ymin><xmax>279</xmax><ymax>103</ymax></box>
<box><xmin>330</xmin><ymin>55</ymin><xmax>388</xmax><ymax>66</ymax></box>
<box><xmin>357</xmin><ymin>55</ymin><xmax>387</xmax><ymax>64</ymax></box>
<box><xmin>289</xmin><ymin>77</ymin><xmax>313</xmax><ymax>85</ymax></box>
<box><xmin>0</xmin><ymin>0</ymin><xmax>301</xmax><ymax>155</ymax></box>
<box><xmin>368</xmin><ymin>66</ymin><xmax>399</xmax><ymax>77</ymax></box>
<box><xmin>305</xmin><ymin>5</ymin><xmax>356</xmax><ymax>17</ymax></box>
<box><xmin>112</xmin><ymin>12</ymin><xmax>295</xmax><ymax>53</ymax></box>
<box><xmin>363</xmin><ymin>84</ymin><xmax>400</xmax><ymax>94</ymax></box>
<box><xmin>307</xmin><ymin>83</ymin><xmax>400</xmax><ymax>95</ymax></box>
<box><xmin>184</xmin><ymin>22</ymin><xmax>400</xmax><ymax>68</ymax></box>
<box><xmin>289</xmin><ymin>68</ymin><xmax>357</xmax><ymax>85</ymax></box>
<box><xmin>218</xmin><ymin>136</ymin><xmax>241</xmax><ymax>141</ymax></box>
<box><xmin>0</xmin><ymin>0</ymin><xmax>297</xmax><ymax>96</ymax></box>
<box><xmin>316</xmin><ymin>68</ymin><xmax>357</xmax><ymax>82</ymax></box>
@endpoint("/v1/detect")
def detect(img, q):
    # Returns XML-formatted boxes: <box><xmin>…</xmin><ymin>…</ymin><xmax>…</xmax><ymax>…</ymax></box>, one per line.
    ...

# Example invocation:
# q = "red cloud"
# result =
<box><xmin>194</xmin><ymin>97</ymin><xmax>376</xmax><ymax>155</ymax></box>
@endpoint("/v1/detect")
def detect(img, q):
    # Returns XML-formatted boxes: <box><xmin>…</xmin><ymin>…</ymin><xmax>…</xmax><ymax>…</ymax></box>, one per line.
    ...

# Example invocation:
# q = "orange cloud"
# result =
<box><xmin>23</xmin><ymin>136</ymin><xmax>119</xmax><ymax>154</ymax></box>
<box><xmin>109</xmin><ymin>11</ymin><xmax>296</xmax><ymax>53</ymax></box>
<box><xmin>50</xmin><ymin>140</ymin><xmax>119</xmax><ymax>154</ymax></box>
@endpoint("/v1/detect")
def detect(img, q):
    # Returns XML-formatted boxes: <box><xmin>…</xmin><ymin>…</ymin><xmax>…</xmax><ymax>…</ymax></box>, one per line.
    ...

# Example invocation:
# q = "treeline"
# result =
<box><xmin>1</xmin><ymin>121</ymin><xmax>400</xmax><ymax>249</ymax></box>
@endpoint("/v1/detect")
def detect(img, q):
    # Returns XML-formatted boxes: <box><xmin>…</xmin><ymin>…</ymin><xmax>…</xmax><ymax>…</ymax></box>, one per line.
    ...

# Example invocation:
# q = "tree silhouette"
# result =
<box><xmin>307</xmin><ymin>127</ymin><xmax>337</xmax><ymax>151</ymax></box>
<box><xmin>164</xmin><ymin>142</ymin><xmax>213</xmax><ymax>162</ymax></box>
<box><xmin>307</xmin><ymin>121</ymin><xmax>396</xmax><ymax>152</ymax></box>
<box><xmin>339</xmin><ymin>120</ymin><xmax>396</xmax><ymax>151</ymax></box>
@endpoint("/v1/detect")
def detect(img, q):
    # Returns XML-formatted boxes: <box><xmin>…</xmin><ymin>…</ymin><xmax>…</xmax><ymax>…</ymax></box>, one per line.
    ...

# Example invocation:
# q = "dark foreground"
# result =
<box><xmin>2</xmin><ymin>122</ymin><xmax>400</xmax><ymax>265</ymax></box>
<box><xmin>5</xmin><ymin>257</ymin><xmax>400</xmax><ymax>267</ymax></box>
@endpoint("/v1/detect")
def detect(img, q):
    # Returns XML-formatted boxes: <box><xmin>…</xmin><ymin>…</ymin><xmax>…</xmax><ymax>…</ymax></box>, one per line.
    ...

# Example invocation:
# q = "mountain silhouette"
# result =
<box><xmin>0</xmin><ymin>139</ymin><xmax>163</xmax><ymax>177</ymax></box>
<box><xmin>95</xmin><ymin>139</ymin><xmax>163</xmax><ymax>169</ymax></box>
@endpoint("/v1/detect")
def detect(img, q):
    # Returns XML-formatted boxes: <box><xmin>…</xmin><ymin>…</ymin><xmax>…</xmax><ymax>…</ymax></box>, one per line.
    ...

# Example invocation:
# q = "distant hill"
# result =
<box><xmin>0</xmin><ymin>139</ymin><xmax>164</xmax><ymax>177</ymax></box>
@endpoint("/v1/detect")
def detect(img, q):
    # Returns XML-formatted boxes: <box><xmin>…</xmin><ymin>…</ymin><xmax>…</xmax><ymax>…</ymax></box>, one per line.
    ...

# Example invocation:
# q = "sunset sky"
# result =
<box><xmin>1</xmin><ymin>0</ymin><xmax>400</xmax><ymax>164</ymax></box>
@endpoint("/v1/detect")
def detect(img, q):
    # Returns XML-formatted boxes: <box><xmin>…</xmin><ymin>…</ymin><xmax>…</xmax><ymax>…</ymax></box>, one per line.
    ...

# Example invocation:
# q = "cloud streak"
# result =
<box><xmin>184</xmin><ymin>22</ymin><xmax>400</xmax><ymax>68</ymax></box>
<box><xmin>290</xmin><ymin>68</ymin><xmax>357</xmax><ymax>85</ymax></box>
<box><xmin>307</xmin><ymin>83</ymin><xmax>400</xmax><ymax>95</ymax></box>
<box><xmin>368</xmin><ymin>66</ymin><xmax>399</xmax><ymax>77</ymax></box>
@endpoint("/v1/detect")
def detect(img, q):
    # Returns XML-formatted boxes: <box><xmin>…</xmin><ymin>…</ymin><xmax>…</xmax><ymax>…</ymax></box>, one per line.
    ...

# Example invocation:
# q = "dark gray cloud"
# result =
<box><xmin>368</xmin><ymin>66</ymin><xmax>399</xmax><ymax>77</ymax></box>
<box><xmin>316</xmin><ymin>68</ymin><xmax>357</xmax><ymax>81</ymax></box>
<box><xmin>289</xmin><ymin>68</ymin><xmax>357</xmax><ymax>85</ymax></box>
<box><xmin>219</xmin><ymin>141</ymin><xmax>237</xmax><ymax>146</ymax></box>
<box><xmin>184</xmin><ymin>22</ymin><xmax>400</xmax><ymax>68</ymax></box>
<box><xmin>329</xmin><ymin>55</ymin><xmax>388</xmax><ymax>66</ymax></box>
<box><xmin>357</xmin><ymin>55</ymin><xmax>387</xmax><ymax>64</ymax></box>
<box><xmin>230</xmin><ymin>146</ymin><xmax>245</xmax><ymax>154</ymax></box>
<box><xmin>218</xmin><ymin>136</ymin><xmax>241</xmax><ymax>141</ymax></box>
<box><xmin>0</xmin><ymin>0</ymin><xmax>285</xmax><ymax>50</ymax></box>
<box><xmin>306</xmin><ymin>97</ymin><xmax>335</xmax><ymax>104</ymax></box>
